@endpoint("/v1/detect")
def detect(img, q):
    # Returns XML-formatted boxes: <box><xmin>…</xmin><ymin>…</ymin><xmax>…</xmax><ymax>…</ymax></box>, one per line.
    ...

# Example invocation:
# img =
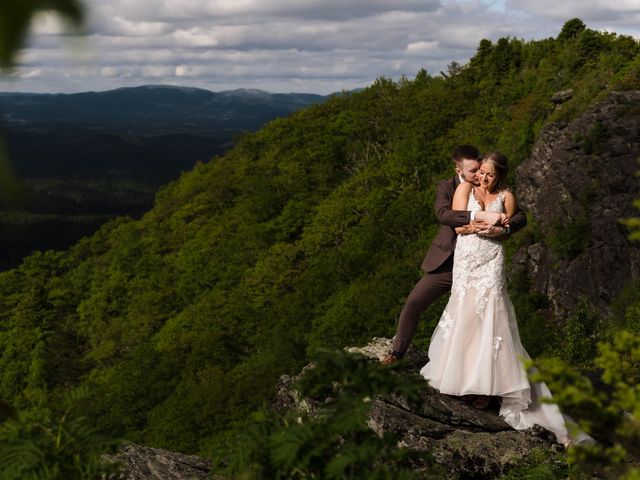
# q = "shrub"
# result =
<box><xmin>0</xmin><ymin>387</ymin><xmax>121</xmax><ymax>480</ymax></box>
<box><xmin>215</xmin><ymin>349</ymin><xmax>436</xmax><ymax>479</ymax></box>
<box><xmin>533</xmin><ymin>331</ymin><xmax>640</xmax><ymax>479</ymax></box>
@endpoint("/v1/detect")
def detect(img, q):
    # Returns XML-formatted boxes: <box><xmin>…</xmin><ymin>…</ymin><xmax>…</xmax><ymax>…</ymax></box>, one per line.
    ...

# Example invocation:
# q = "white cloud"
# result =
<box><xmin>101</xmin><ymin>66</ymin><xmax>119</xmax><ymax>77</ymax></box>
<box><xmin>20</xmin><ymin>69</ymin><xmax>43</xmax><ymax>78</ymax></box>
<box><xmin>175</xmin><ymin>64</ymin><xmax>194</xmax><ymax>77</ymax></box>
<box><xmin>108</xmin><ymin>17</ymin><xmax>171</xmax><ymax>36</ymax></box>
<box><xmin>173</xmin><ymin>28</ymin><xmax>220</xmax><ymax>48</ymax></box>
<box><xmin>406</xmin><ymin>41</ymin><xmax>439</xmax><ymax>55</ymax></box>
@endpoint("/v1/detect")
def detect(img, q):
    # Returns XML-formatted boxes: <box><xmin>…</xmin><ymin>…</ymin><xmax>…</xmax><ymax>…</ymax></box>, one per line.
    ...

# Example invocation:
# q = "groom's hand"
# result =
<box><xmin>468</xmin><ymin>220</ymin><xmax>490</xmax><ymax>232</ymax></box>
<box><xmin>457</xmin><ymin>221</ymin><xmax>489</xmax><ymax>234</ymax></box>
<box><xmin>477</xmin><ymin>225</ymin><xmax>507</xmax><ymax>238</ymax></box>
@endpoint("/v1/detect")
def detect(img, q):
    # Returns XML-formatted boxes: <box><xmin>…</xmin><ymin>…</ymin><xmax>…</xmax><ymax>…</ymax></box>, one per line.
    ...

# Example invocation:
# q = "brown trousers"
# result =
<box><xmin>392</xmin><ymin>255</ymin><xmax>453</xmax><ymax>353</ymax></box>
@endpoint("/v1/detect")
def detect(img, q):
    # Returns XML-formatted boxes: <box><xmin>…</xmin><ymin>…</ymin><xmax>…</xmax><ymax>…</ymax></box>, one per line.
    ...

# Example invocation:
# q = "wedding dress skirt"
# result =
<box><xmin>420</xmin><ymin>192</ymin><xmax>572</xmax><ymax>444</ymax></box>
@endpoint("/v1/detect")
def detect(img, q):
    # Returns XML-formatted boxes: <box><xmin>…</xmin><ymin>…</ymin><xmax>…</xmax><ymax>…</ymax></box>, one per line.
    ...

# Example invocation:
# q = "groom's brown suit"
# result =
<box><xmin>391</xmin><ymin>175</ymin><xmax>527</xmax><ymax>354</ymax></box>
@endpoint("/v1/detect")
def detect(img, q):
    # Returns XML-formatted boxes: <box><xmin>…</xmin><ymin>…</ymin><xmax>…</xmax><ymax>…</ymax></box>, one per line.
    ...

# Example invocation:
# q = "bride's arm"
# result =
<box><xmin>505</xmin><ymin>190</ymin><xmax>527</xmax><ymax>233</ymax></box>
<box><xmin>504</xmin><ymin>191</ymin><xmax>517</xmax><ymax>219</ymax></box>
<box><xmin>452</xmin><ymin>183</ymin><xmax>474</xmax><ymax>234</ymax></box>
<box><xmin>436</xmin><ymin>180</ymin><xmax>472</xmax><ymax>228</ymax></box>
<box><xmin>452</xmin><ymin>181</ymin><xmax>473</xmax><ymax>210</ymax></box>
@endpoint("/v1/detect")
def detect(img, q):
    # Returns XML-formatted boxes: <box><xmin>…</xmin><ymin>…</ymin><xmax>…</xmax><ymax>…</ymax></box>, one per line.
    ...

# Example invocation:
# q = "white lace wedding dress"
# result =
<box><xmin>420</xmin><ymin>191</ymin><xmax>572</xmax><ymax>445</ymax></box>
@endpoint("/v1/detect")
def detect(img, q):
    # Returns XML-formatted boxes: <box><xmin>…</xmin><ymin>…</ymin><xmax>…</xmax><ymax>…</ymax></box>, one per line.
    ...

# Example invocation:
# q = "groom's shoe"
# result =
<box><xmin>381</xmin><ymin>354</ymin><xmax>396</xmax><ymax>365</ymax></box>
<box><xmin>381</xmin><ymin>350</ymin><xmax>404</xmax><ymax>365</ymax></box>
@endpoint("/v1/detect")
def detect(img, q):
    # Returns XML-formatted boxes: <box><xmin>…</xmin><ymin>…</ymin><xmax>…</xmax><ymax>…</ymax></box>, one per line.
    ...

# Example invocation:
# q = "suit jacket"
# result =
<box><xmin>420</xmin><ymin>176</ymin><xmax>527</xmax><ymax>273</ymax></box>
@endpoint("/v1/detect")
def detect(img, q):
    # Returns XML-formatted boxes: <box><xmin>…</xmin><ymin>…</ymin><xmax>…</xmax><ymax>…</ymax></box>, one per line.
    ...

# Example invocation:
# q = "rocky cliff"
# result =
<box><xmin>275</xmin><ymin>337</ymin><xmax>563</xmax><ymax>479</ymax></box>
<box><xmin>516</xmin><ymin>90</ymin><xmax>640</xmax><ymax>319</ymax></box>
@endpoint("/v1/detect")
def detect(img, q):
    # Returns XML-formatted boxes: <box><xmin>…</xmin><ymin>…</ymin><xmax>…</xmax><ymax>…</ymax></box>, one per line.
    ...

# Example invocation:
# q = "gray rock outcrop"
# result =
<box><xmin>275</xmin><ymin>337</ymin><xmax>562</xmax><ymax>478</ymax></box>
<box><xmin>516</xmin><ymin>90</ymin><xmax>640</xmax><ymax>318</ymax></box>
<box><xmin>551</xmin><ymin>88</ymin><xmax>574</xmax><ymax>105</ymax></box>
<box><xmin>105</xmin><ymin>443</ymin><xmax>218</xmax><ymax>480</ymax></box>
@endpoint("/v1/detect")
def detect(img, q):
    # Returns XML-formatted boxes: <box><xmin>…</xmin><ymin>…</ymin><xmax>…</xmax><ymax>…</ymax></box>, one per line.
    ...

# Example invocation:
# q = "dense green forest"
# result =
<box><xmin>0</xmin><ymin>87</ymin><xmax>327</xmax><ymax>271</ymax></box>
<box><xmin>0</xmin><ymin>19</ymin><xmax>639</xmax><ymax>464</ymax></box>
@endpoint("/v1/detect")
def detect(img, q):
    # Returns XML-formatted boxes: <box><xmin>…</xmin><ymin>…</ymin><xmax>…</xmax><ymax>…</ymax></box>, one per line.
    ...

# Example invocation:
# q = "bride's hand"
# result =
<box><xmin>475</xmin><ymin>211</ymin><xmax>505</xmax><ymax>225</ymax></box>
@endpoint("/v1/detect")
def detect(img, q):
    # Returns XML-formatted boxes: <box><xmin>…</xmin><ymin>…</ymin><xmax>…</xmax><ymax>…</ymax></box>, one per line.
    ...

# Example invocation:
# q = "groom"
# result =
<box><xmin>382</xmin><ymin>145</ymin><xmax>527</xmax><ymax>363</ymax></box>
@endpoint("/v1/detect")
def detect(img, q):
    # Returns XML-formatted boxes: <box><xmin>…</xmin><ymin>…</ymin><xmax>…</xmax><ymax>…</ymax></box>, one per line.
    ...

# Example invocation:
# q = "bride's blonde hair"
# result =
<box><xmin>481</xmin><ymin>152</ymin><xmax>509</xmax><ymax>192</ymax></box>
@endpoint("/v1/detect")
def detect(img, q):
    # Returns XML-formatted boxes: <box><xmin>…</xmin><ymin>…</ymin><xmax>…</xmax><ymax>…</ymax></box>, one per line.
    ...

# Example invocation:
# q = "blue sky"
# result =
<box><xmin>0</xmin><ymin>0</ymin><xmax>639</xmax><ymax>94</ymax></box>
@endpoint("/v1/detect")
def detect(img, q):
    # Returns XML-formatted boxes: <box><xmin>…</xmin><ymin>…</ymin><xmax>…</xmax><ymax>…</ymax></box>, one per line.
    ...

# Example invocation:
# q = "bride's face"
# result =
<box><xmin>478</xmin><ymin>162</ymin><xmax>497</xmax><ymax>191</ymax></box>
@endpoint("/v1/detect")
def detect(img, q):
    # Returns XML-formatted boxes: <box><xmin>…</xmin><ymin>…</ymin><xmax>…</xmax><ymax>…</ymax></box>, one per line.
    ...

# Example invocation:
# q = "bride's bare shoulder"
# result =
<box><xmin>501</xmin><ymin>189</ymin><xmax>517</xmax><ymax>215</ymax></box>
<box><xmin>454</xmin><ymin>181</ymin><xmax>473</xmax><ymax>194</ymax></box>
<box><xmin>501</xmin><ymin>189</ymin><xmax>516</xmax><ymax>203</ymax></box>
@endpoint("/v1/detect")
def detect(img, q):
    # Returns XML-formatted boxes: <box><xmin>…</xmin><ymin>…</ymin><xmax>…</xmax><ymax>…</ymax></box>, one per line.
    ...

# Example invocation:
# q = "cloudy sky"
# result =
<box><xmin>1</xmin><ymin>0</ymin><xmax>639</xmax><ymax>94</ymax></box>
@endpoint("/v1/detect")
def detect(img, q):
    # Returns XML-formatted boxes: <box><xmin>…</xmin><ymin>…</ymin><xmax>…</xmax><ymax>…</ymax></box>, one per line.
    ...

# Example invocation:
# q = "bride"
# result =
<box><xmin>420</xmin><ymin>152</ymin><xmax>581</xmax><ymax>446</ymax></box>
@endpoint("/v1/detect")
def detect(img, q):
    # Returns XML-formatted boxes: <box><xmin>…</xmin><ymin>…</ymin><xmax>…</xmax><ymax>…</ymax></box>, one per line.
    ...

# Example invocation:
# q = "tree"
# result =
<box><xmin>470</xmin><ymin>39</ymin><xmax>493</xmax><ymax>68</ymax></box>
<box><xmin>557</xmin><ymin>18</ymin><xmax>586</xmax><ymax>42</ymax></box>
<box><xmin>414</xmin><ymin>68</ymin><xmax>430</xmax><ymax>87</ymax></box>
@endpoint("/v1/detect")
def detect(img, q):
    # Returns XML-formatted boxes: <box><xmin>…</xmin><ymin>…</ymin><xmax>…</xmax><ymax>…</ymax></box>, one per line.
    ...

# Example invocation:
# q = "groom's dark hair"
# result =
<box><xmin>452</xmin><ymin>144</ymin><xmax>480</xmax><ymax>163</ymax></box>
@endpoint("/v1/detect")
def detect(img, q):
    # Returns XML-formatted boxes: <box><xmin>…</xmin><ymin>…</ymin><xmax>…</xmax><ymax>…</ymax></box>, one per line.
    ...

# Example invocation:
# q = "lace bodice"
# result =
<box><xmin>468</xmin><ymin>189</ymin><xmax>506</xmax><ymax>214</ymax></box>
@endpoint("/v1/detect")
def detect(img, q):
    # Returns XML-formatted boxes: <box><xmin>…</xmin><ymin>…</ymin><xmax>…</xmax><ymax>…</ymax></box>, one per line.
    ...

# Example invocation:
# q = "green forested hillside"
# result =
<box><xmin>0</xmin><ymin>20</ymin><xmax>639</xmax><ymax>455</ymax></box>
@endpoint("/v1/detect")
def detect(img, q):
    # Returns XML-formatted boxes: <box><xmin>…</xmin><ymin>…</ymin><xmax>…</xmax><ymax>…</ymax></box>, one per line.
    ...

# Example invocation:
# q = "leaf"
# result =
<box><xmin>0</xmin><ymin>0</ymin><xmax>84</xmax><ymax>67</ymax></box>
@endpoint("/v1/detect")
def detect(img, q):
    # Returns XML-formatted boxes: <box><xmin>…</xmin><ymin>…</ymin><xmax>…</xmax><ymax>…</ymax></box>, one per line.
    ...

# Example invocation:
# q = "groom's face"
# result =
<box><xmin>456</xmin><ymin>158</ymin><xmax>481</xmax><ymax>186</ymax></box>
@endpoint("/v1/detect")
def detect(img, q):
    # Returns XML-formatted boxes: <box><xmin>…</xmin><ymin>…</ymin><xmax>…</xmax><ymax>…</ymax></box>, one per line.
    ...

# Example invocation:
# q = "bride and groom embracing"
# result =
<box><xmin>382</xmin><ymin>145</ymin><xmax>589</xmax><ymax>447</ymax></box>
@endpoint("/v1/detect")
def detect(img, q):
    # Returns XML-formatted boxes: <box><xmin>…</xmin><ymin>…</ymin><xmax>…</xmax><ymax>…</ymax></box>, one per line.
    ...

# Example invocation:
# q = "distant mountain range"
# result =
<box><xmin>0</xmin><ymin>85</ymin><xmax>329</xmax><ymax>269</ymax></box>
<box><xmin>0</xmin><ymin>85</ymin><xmax>328</xmax><ymax>132</ymax></box>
